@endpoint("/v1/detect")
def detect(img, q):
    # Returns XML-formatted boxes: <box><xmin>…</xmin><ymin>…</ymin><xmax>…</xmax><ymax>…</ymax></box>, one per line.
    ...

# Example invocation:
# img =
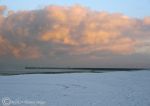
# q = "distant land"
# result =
<box><xmin>25</xmin><ymin>67</ymin><xmax>145</xmax><ymax>71</ymax></box>
<box><xmin>23</xmin><ymin>67</ymin><xmax>147</xmax><ymax>75</ymax></box>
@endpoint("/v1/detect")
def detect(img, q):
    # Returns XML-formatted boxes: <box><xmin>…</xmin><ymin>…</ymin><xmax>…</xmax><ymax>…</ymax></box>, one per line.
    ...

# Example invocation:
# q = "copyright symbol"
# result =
<box><xmin>2</xmin><ymin>97</ymin><xmax>11</xmax><ymax>106</ymax></box>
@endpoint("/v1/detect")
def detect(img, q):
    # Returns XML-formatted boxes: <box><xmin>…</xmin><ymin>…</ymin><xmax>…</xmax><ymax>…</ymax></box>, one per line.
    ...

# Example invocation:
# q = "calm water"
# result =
<box><xmin>0</xmin><ymin>68</ymin><xmax>147</xmax><ymax>75</ymax></box>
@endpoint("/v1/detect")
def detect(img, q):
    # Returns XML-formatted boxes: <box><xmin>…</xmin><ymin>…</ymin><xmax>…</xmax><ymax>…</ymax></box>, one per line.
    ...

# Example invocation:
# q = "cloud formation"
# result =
<box><xmin>0</xmin><ymin>5</ymin><xmax>150</xmax><ymax>59</ymax></box>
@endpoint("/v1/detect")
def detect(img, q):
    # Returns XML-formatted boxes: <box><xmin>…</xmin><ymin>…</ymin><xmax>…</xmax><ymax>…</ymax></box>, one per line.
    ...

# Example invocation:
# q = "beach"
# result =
<box><xmin>0</xmin><ymin>70</ymin><xmax>150</xmax><ymax>106</ymax></box>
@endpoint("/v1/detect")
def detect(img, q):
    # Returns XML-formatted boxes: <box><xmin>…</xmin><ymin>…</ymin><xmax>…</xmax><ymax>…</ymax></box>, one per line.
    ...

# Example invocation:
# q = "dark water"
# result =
<box><xmin>0</xmin><ymin>67</ymin><xmax>147</xmax><ymax>75</ymax></box>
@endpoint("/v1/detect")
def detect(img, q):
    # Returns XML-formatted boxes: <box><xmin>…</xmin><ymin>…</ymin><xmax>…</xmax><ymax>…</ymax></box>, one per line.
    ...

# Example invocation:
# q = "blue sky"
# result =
<box><xmin>0</xmin><ymin>0</ymin><xmax>150</xmax><ymax>18</ymax></box>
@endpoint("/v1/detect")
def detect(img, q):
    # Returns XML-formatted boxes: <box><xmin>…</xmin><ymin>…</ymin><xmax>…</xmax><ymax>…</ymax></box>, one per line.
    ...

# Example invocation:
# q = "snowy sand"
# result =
<box><xmin>0</xmin><ymin>70</ymin><xmax>150</xmax><ymax>106</ymax></box>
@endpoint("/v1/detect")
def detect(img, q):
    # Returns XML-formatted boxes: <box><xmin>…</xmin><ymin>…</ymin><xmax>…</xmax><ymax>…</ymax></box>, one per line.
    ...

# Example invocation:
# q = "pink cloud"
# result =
<box><xmin>0</xmin><ymin>5</ymin><xmax>149</xmax><ymax>59</ymax></box>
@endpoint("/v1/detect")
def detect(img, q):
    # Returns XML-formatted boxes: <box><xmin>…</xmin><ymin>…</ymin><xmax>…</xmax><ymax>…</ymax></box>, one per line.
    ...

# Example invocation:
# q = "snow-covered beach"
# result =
<box><xmin>0</xmin><ymin>70</ymin><xmax>150</xmax><ymax>106</ymax></box>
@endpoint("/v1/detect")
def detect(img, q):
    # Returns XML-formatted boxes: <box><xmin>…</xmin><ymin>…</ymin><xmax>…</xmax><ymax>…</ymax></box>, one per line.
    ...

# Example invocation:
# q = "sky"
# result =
<box><xmin>1</xmin><ymin>0</ymin><xmax>150</xmax><ymax>18</ymax></box>
<box><xmin>0</xmin><ymin>0</ymin><xmax>150</xmax><ymax>68</ymax></box>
